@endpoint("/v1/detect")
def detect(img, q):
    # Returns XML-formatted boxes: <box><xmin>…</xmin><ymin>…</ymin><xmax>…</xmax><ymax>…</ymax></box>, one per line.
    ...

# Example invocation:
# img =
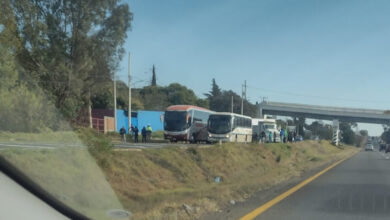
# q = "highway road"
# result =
<box><xmin>203</xmin><ymin>150</ymin><xmax>390</xmax><ymax>220</ymax></box>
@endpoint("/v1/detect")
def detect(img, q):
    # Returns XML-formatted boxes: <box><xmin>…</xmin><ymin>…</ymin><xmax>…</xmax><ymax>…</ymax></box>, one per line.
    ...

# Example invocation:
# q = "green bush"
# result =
<box><xmin>0</xmin><ymin>45</ymin><xmax>61</xmax><ymax>132</ymax></box>
<box><xmin>77</xmin><ymin>128</ymin><xmax>113</xmax><ymax>153</ymax></box>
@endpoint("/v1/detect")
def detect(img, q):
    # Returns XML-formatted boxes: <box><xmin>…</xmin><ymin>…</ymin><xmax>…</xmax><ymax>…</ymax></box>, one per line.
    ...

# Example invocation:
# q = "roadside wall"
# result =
<box><xmin>116</xmin><ymin>110</ymin><xmax>137</xmax><ymax>133</ymax></box>
<box><xmin>115</xmin><ymin>110</ymin><xmax>164</xmax><ymax>133</ymax></box>
<box><xmin>137</xmin><ymin>110</ymin><xmax>164</xmax><ymax>131</ymax></box>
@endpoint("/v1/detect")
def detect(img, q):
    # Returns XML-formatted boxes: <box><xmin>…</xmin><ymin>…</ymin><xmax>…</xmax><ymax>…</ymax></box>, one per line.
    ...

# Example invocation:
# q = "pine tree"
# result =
<box><xmin>151</xmin><ymin>65</ymin><xmax>157</xmax><ymax>86</ymax></box>
<box><xmin>210</xmin><ymin>78</ymin><xmax>221</xmax><ymax>97</ymax></box>
<box><xmin>204</xmin><ymin>78</ymin><xmax>221</xmax><ymax>98</ymax></box>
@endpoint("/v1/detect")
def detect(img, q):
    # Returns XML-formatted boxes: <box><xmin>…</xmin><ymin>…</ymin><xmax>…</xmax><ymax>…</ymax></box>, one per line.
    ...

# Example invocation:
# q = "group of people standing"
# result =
<box><xmin>119</xmin><ymin>124</ymin><xmax>153</xmax><ymax>143</ymax></box>
<box><xmin>257</xmin><ymin>128</ymin><xmax>300</xmax><ymax>143</ymax></box>
<box><xmin>258</xmin><ymin>130</ymin><xmax>276</xmax><ymax>143</ymax></box>
<box><xmin>279</xmin><ymin>128</ymin><xmax>297</xmax><ymax>143</ymax></box>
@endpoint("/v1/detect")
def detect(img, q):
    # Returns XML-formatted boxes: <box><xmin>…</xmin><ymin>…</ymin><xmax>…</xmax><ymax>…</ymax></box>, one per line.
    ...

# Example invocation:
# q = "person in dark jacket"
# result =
<box><xmin>133</xmin><ymin>126</ymin><xmax>139</xmax><ymax>143</ymax></box>
<box><xmin>141</xmin><ymin>126</ymin><xmax>147</xmax><ymax>143</ymax></box>
<box><xmin>261</xmin><ymin>131</ymin><xmax>266</xmax><ymax>143</ymax></box>
<box><xmin>120</xmin><ymin>126</ymin><xmax>126</xmax><ymax>142</ymax></box>
<box><xmin>130</xmin><ymin>125</ymin><xmax>134</xmax><ymax>136</ymax></box>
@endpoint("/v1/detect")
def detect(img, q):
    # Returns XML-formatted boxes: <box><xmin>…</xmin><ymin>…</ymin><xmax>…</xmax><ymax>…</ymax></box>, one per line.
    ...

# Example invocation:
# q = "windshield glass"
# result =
<box><xmin>208</xmin><ymin>115</ymin><xmax>231</xmax><ymax>134</ymax></box>
<box><xmin>1</xmin><ymin>0</ymin><xmax>389</xmax><ymax>220</ymax></box>
<box><xmin>164</xmin><ymin>111</ymin><xmax>188</xmax><ymax>131</ymax></box>
<box><xmin>264</xmin><ymin>124</ymin><xmax>276</xmax><ymax>130</ymax></box>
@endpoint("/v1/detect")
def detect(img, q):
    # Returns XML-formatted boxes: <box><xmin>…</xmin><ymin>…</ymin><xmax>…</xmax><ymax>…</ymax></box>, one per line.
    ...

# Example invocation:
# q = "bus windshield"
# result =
<box><xmin>264</xmin><ymin>124</ymin><xmax>276</xmax><ymax>130</ymax></box>
<box><xmin>164</xmin><ymin>111</ymin><xmax>188</xmax><ymax>131</ymax></box>
<box><xmin>208</xmin><ymin>115</ymin><xmax>231</xmax><ymax>134</ymax></box>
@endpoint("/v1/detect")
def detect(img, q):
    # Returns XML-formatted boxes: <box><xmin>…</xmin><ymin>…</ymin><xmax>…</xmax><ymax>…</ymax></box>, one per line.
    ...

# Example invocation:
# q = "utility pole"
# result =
<box><xmin>231</xmin><ymin>96</ymin><xmax>234</xmax><ymax>113</ymax></box>
<box><xmin>241</xmin><ymin>80</ymin><xmax>246</xmax><ymax>115</ymax></box>
<box><xmin>241</xmin><ymin>85</ymin><xmax>243</xmax><ymax>115</ymax></box>
<box><xmin>128</xmin><ymin>52</ymin><xmax>131</xmax><ymax>132</ymax></box>
<box><xmin>114</xmin><ymin>74</ymin><xmax>117</xmax><ymax>132</ymax></box>
<box><xmin>88</xmin><ymin>89</ymin><xmax>92</xmax><ymax>128</ymax></box>
<box><xmin>244</xmin><ymin>80</ymin><xmax>247</xmax><ymax>100</ymax></box>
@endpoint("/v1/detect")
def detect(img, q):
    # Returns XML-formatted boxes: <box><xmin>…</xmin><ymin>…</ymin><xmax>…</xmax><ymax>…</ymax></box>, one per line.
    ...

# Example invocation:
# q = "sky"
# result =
<box><xmin>118</xmin><ymin>0</ymin><xmax>390</xmax><ymax>135</ymax></box>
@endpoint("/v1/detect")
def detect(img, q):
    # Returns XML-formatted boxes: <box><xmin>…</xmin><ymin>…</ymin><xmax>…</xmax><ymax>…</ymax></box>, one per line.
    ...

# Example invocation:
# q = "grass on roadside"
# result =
<box><xmin>0</xmin><ymin>129</ymin><xmax>360</xmax><ymax>220</ymax></box>
<box><xmin>100</xmin><ymin>140</ymin><xmax>359</xmax><ymax>219</ymax></box>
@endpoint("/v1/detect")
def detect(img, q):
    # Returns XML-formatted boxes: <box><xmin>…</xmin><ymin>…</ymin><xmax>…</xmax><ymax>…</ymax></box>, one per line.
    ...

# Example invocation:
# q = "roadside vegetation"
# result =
<box><xmin>93</xmin><ymin>137</ymin><xmax>359</xmax><ymax>219</ymax></box>
<box><xmin>0</xmin><ymin>129</ymin><xmax>359</xmax><ymax>219</ymax></box>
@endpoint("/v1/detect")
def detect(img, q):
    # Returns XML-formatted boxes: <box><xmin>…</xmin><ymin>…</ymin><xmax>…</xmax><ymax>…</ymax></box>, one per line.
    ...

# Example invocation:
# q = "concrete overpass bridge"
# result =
<box><xmin>259</xmin><ymin>101</ymin><xmax>390</xmax><ymax>145</ymax></box>
<box><xmin>259</xmin><ymin>101</ymin><xmax>390</xmax><ymax>124</ymax></box>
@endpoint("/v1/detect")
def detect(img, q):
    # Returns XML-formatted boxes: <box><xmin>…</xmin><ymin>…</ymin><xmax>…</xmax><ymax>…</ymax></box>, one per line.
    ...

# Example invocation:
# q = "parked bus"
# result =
<box><xmin>207</xmin><ymin>112</ymin><xmax>252</xmax><ymax>143</ymax></box>
<box><xmin>164</xmin><ymin>105</ymin><xmax>214</xmax><ymax>142</ymax></box>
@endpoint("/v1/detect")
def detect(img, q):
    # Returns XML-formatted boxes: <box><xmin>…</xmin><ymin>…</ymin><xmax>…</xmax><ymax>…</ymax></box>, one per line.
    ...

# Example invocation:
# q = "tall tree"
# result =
<box><xmin>0</xmin><ymin>42</ymin><xmax>60</xmax><ymax>132</ymax></box>
<box><xmin>340</xmin><ymin>122</ymin><xmax>355</xmax><ymax>145</ymax></box>
<box><xmin>0</xmin><ymin>0</ymin><xmax>20</xmax><ymax>51</ymax></box>
<box><xmin>204</xmin><ymin>78</ymin><xmax>257</xmax><ymax>116</ymax></box>
<box><xmin>205</xmin><ymin>78</ymin><xmax>222</xmax><ymax>98</ymax></box>
<box><xmin>293</xmin><ymin>117</ymin><xmax>306</xmax><ymax>136</ymax></box>
<box><xmin>381</xmin><ymin>130</ymin><xmax>390</xmax><ymax>144</ymax></box>
<box><xmin>306</xmin><ymin>121</ymin><xmax>333</xmax><ymax>140</ymax></box>
<box><xmin>151</xmin><ymin>65</ymin><xmax>157</xmax><ymax>86</ymax></box>
<box><xmin>9</xmin><ymin>0</ymin><xmax>132</xmax><ymax>124</ymax></box>
<box><xmin>205</xmin><ymin>79</ymin><xmax>223</xmax><ymax>112</ymax></box>
<box><xmin>359</xmin><ymin>130</ymin><xmax>368</xmax><ymax>137</ymax></box>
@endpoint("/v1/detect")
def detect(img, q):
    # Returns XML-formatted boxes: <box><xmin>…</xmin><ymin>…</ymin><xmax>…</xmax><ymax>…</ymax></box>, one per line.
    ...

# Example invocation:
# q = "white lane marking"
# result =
<box><xmin>0</xmin><ymin>142</ymin><xmax>82</xmax><ymax>147</ymax></box>
<box><xmin>116</xmin><ymin>145</ymin><xmax>146</xmax><ymax>149</ymax></box>
<box><xmin>0</xmin><ymin>143</ymin><xmax>55</xmax><ymax>149</ymax></box>
<box><xmin>0</xmin><ymin>143</ymin><xmax>82</xmax><ymax>149</ymax></box>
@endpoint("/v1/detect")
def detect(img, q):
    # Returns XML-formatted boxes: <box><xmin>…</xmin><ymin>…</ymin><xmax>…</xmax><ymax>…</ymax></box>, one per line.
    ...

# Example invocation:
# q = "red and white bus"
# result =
<box><xmin>164</xmin><ymin>105</ymin><xmax>214</xmax><ymax>142</ymax></box>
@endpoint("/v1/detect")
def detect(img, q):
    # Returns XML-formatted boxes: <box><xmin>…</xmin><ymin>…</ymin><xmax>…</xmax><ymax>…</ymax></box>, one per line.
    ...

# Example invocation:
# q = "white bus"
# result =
<box><xmin>164</xmin><ymin>105</ymin><xmax>214</xmax><ymax>143</ymax></box>
<box><xmin>207</xmin><ymin>112</ymin><xmax>252</xmax><ymax>143</ymax></box>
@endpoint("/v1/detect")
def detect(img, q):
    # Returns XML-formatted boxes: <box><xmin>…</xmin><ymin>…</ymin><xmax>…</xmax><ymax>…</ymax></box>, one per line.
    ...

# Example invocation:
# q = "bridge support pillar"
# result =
<box><xmin>332</xmin><ymin>119</ymin><xmax>340</xmax><ymax>146</ymax></box>
<box><xmin>259</xmin><ymin>106</ymin><xmax>263</xmax><ymax>118</ymax></box>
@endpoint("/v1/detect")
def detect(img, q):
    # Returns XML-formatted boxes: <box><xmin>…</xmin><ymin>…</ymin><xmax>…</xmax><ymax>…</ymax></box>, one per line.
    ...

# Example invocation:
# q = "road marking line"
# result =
<box><xmin>239</xmin><ymin>154</ymin><xmax>356</xmax><ymax>220</ymax></box>
<box><xmin>0</xmin><ymin>143</ymin><xmax>55</xmax><ymax>149</ymax></box>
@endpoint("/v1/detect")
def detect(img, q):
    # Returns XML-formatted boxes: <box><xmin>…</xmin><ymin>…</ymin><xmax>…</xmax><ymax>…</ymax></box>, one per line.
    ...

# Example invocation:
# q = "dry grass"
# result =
<box><xmin>0</xmin><ymin>129</ymin><xmax>359</xmax><ymax>220</ymax></box>
<box><xmin>98</xmin><ymin>140</ymin><xmax>359</xmax><ymax>220</ymax></box>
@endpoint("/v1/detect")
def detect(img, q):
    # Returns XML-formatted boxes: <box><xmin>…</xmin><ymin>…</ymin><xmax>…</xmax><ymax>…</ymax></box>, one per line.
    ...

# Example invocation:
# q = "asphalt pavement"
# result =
<box><xmin>203</xmin><ymin>149</ymin><xmax>390</xmax><ymax>220</ymax></box>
